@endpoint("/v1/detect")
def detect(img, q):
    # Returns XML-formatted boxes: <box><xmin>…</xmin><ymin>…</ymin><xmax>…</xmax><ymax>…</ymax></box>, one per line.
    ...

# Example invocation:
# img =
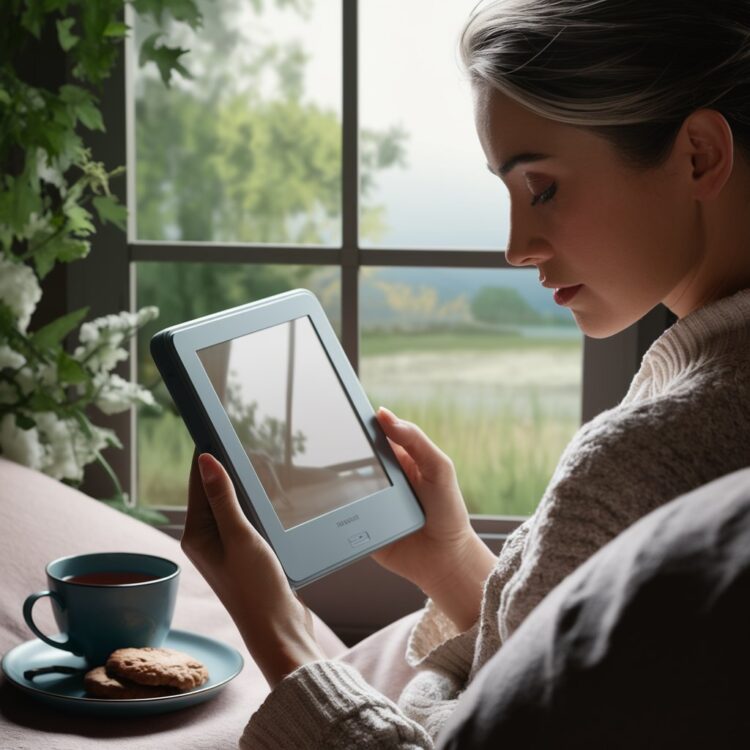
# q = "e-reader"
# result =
<box><xmin>150</xmin><ymin>289</ymin><xmax>425</xmax><ymax>588</ymax></box>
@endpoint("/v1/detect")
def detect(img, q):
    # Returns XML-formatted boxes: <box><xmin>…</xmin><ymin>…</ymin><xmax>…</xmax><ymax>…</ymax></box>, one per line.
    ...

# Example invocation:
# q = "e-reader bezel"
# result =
<box><xmin>150</xmin><ymin>288</ymin><xmax>425</xmax><ymax>588</ymax></box>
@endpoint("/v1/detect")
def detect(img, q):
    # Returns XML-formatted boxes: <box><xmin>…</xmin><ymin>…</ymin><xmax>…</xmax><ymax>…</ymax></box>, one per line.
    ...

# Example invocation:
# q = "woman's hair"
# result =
<box><xmin>460</xmin><ymin>0</ymin><xmax>750</xmax><ymax>168</ymax></box>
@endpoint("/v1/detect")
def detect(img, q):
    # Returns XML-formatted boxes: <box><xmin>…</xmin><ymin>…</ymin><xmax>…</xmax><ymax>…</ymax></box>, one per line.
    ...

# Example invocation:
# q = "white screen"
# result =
<box><xmin>198</xmin><ymin>316</ymin><xmax>391</xmax><ymax>529</ymax></box>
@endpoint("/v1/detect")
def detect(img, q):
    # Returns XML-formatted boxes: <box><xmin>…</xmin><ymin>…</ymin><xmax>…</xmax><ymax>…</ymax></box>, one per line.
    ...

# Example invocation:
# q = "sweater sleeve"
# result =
<box><xmin>497</xmin><ymin>393</ymin><xmax>730</xmax><ymax>641</ymax></box>
<box><xmin>240</xmin><ymin>660</ymin><xmax>433</xmax><ymax>749</ymax></box>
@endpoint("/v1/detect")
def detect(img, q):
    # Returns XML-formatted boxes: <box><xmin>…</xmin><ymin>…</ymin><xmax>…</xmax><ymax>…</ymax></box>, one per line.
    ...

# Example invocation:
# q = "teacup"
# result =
<box><xmin>23</xmin><ymin>552</ymin><xmax>180</xmax><ymax>665</ymax></box>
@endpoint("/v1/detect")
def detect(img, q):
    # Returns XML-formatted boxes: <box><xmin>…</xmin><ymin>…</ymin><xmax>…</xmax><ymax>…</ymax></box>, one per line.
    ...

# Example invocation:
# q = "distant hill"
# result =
<box><xmin>308</xmin><ymin>265</ymin><xmax>575</xmax><ymax>330</ymax></box>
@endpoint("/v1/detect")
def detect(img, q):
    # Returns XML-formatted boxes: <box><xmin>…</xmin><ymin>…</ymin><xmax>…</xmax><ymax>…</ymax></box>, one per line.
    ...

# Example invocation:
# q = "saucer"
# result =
<box><xmin>1</xmin><ymin>629</ymin><xmax>243</xmax><ymax>716</ymax></box>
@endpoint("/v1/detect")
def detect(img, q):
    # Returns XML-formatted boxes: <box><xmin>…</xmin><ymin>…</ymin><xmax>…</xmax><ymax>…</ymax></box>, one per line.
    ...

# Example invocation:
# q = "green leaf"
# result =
<box><xmin>132</xmin><ymin>0</ymin><xmax>202</xmax><ymax>29</ymax></box>
<box><xmin>56</xmin><ymin>18</ymin><xmax>79</xmax><ymax>52</ymax></box>
<box><xmin>21</xmin><ymin>0</ymin><xmax>44</xmax><ymax>38</ymax></box>
<box><xmin>139</xmin><ymin>32</ymin><xmax>192</xmax><ymax>87</ymax></box>
<box><xmin>15</xmin><ymin>413</ymin><xmax>37</xmax><ymax>430</ymax></box>
<box><xmin>92</xmin><ymin>195</ymin><xmax>127</xmax><ymax>230</ymax></box>
<box><xmin>57</xmin><ymin>238</ymin><xmax>90</xmax><ymax>262</ymax></box>
<box><xmin>103</xmin><ymin>21</ymin><xmax>129</xmax><ymax>38</ymax></box>
<box><xmin>26</xmin><ymin>392</ymin><xmax>59</xmax><ymax>411</ymax></box>
<box><xmin>32</xmin><ymin>306</ymin><xmax>89</xmax><ymax>349</ymax></box>
<box><xmin>59</xmin><ymin>85</ymin><xmax>104</xmax><ymax>131</ymax></box>
<box><xmin>57</xmin><ymin>351</ymin><xmax>88</xmax><ymax>384</ymax></box>
<box><xmin>0</xmin><ymin>302</ymin><xmax>16</xmax><ymax>334</ymax></box>
<box><xmin>0</xmin><ymin>88</ymin><xmax>10</xmax><ymax>106</ymax></box>
<box><xmin>102</xmin><ymin>429</ymin><xmax>123</xmax><ymax>449</ymax></box>
<box><xmin>32</xmin><ymin>234</ymin><xmax>90</xmax><ymax>278</ymax></box>
<box><xmin>64</xmin><ymin>203</ymin><xmax>95</xmax><ymax>235</ymax></box>
<box><xmin>0</xmin><ymin>168</ymin><xmax>42</xmax><ymax>235</ymax></box>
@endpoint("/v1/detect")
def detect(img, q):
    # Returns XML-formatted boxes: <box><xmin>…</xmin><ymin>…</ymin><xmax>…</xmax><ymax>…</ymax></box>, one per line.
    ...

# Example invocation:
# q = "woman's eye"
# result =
<box><xmin>530</xmin><ymin>182</ymin><xmax>557</xmax><ymax>207</ymax></box>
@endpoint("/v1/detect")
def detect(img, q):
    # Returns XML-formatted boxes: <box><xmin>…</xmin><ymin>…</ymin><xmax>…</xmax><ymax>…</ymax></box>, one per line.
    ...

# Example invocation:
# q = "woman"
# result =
<box><xmin>182</xmin><ymin>1</ymin><xmax>750</xmax><ymax>746</ymax></box>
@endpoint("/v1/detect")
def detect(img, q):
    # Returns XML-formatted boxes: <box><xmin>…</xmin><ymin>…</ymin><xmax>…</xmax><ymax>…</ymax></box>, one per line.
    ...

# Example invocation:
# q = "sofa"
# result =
<box><xmin>2</xmin><ymin>456</ymin><xmax>749</xmax><ymax>748</ymax></box>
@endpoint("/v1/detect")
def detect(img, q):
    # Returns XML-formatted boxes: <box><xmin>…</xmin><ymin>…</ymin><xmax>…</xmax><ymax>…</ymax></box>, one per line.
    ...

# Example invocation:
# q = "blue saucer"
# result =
<box><xmin>1</xmin><ymin>629</ymin><xmax>243</xmax><ymax>716</ymax></box>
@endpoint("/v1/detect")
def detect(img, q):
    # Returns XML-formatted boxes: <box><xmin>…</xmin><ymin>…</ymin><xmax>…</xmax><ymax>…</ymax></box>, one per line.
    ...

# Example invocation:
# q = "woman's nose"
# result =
<box><xmin>505</xmin><ymin>204</ymin><xmax>554</xmax><ymax>267</ymax></box>
<box><xmin>505</xmin><ymin>235</ymin><xmax>554</xmax><ymax>268</ymax></box>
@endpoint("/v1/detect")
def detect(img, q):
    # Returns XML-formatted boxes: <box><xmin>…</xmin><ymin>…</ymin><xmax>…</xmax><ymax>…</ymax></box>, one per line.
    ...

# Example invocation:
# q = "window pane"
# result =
<box><xmin>132</xmin><ymin>0</ymin><xmax>342</xmax><ymax>245</ymax></box>
<box><xmin>360</xmin><ymin>0</ymin><xmax>508</xmax><ymax>249</ymax></box>
<box><xmin>359</xmin><ymin>267</ymin><xmax>582</xmax><ymax>516</ymax></box>
<box><xmin>135</xmin><ymin>262</ymin><xmax>341</xmax><ymax>507</ymax></box>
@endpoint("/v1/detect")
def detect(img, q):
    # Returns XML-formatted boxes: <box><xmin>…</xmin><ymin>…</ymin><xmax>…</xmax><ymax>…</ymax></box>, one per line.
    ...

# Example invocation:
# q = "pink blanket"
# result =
<box><xmin>0</xmin><ymin>458</ymin><xmax>418</xmax><ymax>748</ymax></box>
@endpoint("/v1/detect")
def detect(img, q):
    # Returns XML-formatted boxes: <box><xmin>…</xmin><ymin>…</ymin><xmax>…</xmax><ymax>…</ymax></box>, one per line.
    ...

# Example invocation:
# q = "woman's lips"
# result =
<box><xmin>553</xmin><ymin>284</ymin><xmax>583</xmax><ymax>306</ymax></box>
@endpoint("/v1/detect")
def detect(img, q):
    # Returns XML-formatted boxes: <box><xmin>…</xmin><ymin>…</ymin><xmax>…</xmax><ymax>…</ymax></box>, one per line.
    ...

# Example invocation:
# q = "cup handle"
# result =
<box><xmin>22</xmin><ymin>591</ymin><xmax>73</xmax><ymax>653</ymax></box>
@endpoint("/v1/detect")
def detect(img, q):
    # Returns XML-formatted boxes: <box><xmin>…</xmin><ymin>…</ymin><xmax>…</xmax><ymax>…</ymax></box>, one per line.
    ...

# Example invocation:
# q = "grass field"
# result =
<box><xmin>137</xmin><ymin>331</ymin><xmax>582</xmax><ymax>517</ymax></box>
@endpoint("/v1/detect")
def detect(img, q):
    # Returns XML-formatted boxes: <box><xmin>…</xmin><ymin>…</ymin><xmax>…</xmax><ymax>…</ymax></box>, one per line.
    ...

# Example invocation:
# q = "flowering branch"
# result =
<box><xmin>0</xmin><ymin>0</ymin><xmax>201</xmax><ymax>523</ymax></box>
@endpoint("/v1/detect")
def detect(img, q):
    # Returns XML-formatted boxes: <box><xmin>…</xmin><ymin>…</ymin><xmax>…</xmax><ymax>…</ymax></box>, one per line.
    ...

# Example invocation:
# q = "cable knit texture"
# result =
<box><xmin>240</xmin><ymin>289</ymin><xmax>750</xmax><ymax>749</ymax></box>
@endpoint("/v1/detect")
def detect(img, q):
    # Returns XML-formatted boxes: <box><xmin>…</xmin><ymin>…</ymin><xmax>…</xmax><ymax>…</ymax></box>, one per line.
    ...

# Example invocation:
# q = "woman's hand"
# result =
<box><xmin>372</xmin><ymin>407</ymin><xmax>497</xmax><ymax>631</ymax></box>
<box><xmin>181</xmin><ymin>452</ymin><xmax>325</xmax><ymax>688</ymax></box>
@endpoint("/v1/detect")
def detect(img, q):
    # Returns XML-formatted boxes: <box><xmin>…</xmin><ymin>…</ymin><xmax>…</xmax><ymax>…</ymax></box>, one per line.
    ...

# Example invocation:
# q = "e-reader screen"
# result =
<box><xmin>197</xmin><ymin>315</ymin><xmax>391</xmax><ymax>530</ymax></box>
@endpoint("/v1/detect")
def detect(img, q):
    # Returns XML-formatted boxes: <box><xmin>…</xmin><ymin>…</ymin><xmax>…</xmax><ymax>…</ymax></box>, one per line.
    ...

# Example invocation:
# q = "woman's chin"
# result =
<box><xmin>572</xmin><ymin>309</ymin><xmax>639</xmax><ymax>339</ymax></box>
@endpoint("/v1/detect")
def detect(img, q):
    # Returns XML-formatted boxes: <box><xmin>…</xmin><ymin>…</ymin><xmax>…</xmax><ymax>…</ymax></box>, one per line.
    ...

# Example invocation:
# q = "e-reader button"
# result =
<box><xmin>348</xmin><ymin>531</ymin><xmax>371</xmax><ymax>547</ymax></box>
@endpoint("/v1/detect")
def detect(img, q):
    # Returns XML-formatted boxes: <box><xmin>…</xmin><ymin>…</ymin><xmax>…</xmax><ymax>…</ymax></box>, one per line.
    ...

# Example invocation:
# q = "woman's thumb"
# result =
<box><xmin>376</xmin><ymin>407</ymin><xmax>452</xmax><ymax>482</ymax></box>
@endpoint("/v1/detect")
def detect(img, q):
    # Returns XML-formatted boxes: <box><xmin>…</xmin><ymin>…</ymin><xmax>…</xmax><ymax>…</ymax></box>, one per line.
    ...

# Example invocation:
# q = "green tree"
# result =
<box><xmin>470</xmin><ymin>286</ymin><xmax>544</xmax><ymax>326</ymax></box>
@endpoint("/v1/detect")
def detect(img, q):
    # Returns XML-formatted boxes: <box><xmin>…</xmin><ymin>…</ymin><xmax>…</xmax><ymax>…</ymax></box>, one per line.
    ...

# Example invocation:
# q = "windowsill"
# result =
<box><xmin>153</xmin><ymin>506</ymin><xmax>524</xmax><ymax>549</ymax></box>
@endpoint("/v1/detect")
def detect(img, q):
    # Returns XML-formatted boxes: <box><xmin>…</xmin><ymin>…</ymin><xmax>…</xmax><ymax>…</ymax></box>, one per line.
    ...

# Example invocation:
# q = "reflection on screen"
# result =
<box><xmin>197</xmin><ymin>316</ymin><xmax>391</xmax><ymax>529</ymax></box>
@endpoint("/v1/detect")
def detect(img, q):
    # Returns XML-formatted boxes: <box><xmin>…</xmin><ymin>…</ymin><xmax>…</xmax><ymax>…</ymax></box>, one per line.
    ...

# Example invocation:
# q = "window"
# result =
<box><xmin>128</xmin><ymin>0</ymin><xmax>587</xmax><ymax>519</ymax></box>
<box><xmin>98</xmin><ymin>0</ymin><xmax>674</xmax><ymax>532</ymax></box>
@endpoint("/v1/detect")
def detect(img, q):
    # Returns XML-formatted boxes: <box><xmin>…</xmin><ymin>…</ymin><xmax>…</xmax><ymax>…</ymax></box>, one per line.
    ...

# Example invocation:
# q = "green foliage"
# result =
<box><xmin>31</xmin><ymin>306</ymin><xmax>89</xmax><ymax>349</ymax></box>
<box><xmin>0</xmin><ymin>0</ymin><xmax>199</xmax><ymax>523</ymax></box>
<box><xmin>471</xmin><ymin>286</ymin><xmax>546</xmax><ymax>326</ymax></box>
<box><xmin>138</xmin><ymin>32</ymin><xmax>192</xmax><ymax>86</ymax></box>
<box><xmin>0</xmin><ymin>0</ymin><xmax>200</xmax><ymax>274</ymax></box>
<box><xmin>133</xmin><ymin>0</ymin><xmax>407</xmax><ymax>246</ymax></box>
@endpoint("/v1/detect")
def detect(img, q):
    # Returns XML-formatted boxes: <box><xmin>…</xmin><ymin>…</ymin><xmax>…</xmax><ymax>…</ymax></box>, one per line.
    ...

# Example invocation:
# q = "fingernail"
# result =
<box><xmin>198</xmin><ymin>453</ymin><xmax>218</xmax><ymax>483</ymax></box>
<box><xmin>379</xmin><ymin>406</ymin><xmax>395</xmax><ymax>421</ymax></box>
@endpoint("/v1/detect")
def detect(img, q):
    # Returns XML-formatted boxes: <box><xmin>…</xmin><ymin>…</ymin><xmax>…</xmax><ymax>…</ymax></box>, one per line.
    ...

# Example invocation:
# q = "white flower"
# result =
<box><xmin>73</xmin><ymin>340</ymin><xmax>128</xmax><ymax>374</ymax></box>
<box><xmin>74</xmin><ymin>307</ymin><xmax>158</xmax><ymax>374</ymax></box>
<box><xmin>136</xmin><ymin>306</ymin><xmax>159</xmax><ymax>326</ymax></box>
<box><xmin>71</xmin><ymin>421</ymin><xmax>110</xmax><ymax>470</ymax></box>
<box><xmin>35</xmin><ymin>411</ymin><xmax>81</xmax><ymax>481</ymax></box>
<box><xmin>0</xmin><ymin>412</ymin><xmax>44</xmax><ymax>471</ymax></box>
<box><xmin>15</xmin><ymin>367</ymin><xmax>36</xmax><ymax>396</ymax></box>
<box><xmin>0</xmin><ymin>345</ymin><xmax>25</xmax><ymax>371</ymax></box>
<box><xmin>0</xmin><ymin>255</ymin><xmax>42</xmax><ymax>333</ymax></box>
<box><xmin>94</xmin><ymin>372</ymin><xmax>156</xmax><ymax>415</ymax></box>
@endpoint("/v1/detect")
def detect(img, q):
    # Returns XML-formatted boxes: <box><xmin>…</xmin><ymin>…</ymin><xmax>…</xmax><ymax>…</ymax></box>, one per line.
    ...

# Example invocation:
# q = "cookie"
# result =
<box><xmin>84</xmin><ymin>665</ymin><xmax>180</xmax><ymax>699</ymax></box>
<box><xmin>106</xmin><ymin>647</ymin><xmax>209</xmax><ymax>691</ymax></box>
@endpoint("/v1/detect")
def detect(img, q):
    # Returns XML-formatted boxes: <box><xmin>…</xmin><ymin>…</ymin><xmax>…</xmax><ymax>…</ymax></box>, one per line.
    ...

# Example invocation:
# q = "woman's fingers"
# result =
<box><xmin>184</xmin><ymin>451</ymin><xmax>216</xmax><ymax>536</ymax></box>
<box><xmin>196</xmin><ymin>453</ymin><xmax>251</xmax><ymax>540</ymax></box>
<box><xmin>376</xmin><ymin>407</ymin><xmax>454</xmax><ymax>484</ymax></box>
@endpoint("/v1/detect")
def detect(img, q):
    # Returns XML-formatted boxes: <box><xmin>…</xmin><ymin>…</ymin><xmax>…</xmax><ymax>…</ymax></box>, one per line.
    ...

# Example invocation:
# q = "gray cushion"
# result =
<box><xmin>438</xmin><ymin>467</ymin><xmax>750</xmax><ymax>749</ymax></box>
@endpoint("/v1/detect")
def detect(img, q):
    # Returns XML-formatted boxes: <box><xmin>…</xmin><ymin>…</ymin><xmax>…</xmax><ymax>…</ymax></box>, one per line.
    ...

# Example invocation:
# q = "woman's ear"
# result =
<box><xmin>680</xmin><ymin>108</ymin><xmax>734</xmax><ymax>202</ymax></box>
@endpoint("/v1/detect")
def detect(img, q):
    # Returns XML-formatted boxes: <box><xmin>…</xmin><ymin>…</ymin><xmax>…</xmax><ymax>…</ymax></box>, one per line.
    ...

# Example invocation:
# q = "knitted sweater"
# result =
<box><xmin>241</xmin><ymin>289</ymin><xmax>750</xmax><ymax>749</ymax></box>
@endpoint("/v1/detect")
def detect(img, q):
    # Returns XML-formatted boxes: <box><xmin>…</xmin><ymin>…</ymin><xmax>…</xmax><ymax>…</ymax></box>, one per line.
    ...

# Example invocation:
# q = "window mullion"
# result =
<box><xmin>341</xmin><ymin>0</ymin><xmax>360</xmax><ymax>371</ymax></box>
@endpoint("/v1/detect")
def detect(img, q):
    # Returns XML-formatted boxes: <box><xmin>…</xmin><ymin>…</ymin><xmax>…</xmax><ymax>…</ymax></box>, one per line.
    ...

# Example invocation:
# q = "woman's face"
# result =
<box><xmin>473</xmin><ymin>84</ymin><xmax>702</xmax><ymax>337</ymax></box>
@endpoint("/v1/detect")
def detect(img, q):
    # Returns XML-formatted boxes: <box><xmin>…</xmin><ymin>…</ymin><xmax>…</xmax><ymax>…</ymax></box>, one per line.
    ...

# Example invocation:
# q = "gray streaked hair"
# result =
<box><xmin>460</xmin><ymin>0</ymin><xmax>750</xmax><ymax>167</ymax></box>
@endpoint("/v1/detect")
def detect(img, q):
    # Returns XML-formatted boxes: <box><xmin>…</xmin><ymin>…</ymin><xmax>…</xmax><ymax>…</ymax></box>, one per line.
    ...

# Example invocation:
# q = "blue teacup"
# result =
<box><xmin>23</xmin><ymin>552</ymin><xmax>180</xmax><ymax>666</ymax></box>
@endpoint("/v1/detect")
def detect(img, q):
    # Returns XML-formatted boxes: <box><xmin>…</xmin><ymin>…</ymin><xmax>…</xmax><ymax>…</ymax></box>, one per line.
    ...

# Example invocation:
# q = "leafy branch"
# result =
<box><xmin>0</xmin><ymin>0</ymin><xmax>203</xmax><ymax>523</ymax></box>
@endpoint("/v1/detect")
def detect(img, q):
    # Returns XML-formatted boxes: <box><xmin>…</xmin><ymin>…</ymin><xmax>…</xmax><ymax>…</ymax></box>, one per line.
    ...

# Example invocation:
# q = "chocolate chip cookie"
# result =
<box><xmin>106</xmin><ymin>647</ymin><xmax>209</xmax><ymax>691</ymax></box>
<box><xmin>84</xmin><ymin>665</ymin><xmax>180</xmax><ymax>699</ymax></box>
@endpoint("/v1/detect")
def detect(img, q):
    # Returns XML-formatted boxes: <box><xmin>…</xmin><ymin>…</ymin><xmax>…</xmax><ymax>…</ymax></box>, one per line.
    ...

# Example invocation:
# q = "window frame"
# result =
<box><xmin>70</xmin><ymin>0</ymin><xmax>672</xmax><ymax>632</ymax></box>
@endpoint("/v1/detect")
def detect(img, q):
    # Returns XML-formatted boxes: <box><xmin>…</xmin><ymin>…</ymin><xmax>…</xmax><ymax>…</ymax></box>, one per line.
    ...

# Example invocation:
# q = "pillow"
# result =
<box><xmin>438</xmin><ymin>467</ymin><xmax>750</xmax><ymax>749</ymax></box>
<box><xmin>0</xmin><ymin>457</ymin><xmax>346</xmax><ymax>749</ymax></box>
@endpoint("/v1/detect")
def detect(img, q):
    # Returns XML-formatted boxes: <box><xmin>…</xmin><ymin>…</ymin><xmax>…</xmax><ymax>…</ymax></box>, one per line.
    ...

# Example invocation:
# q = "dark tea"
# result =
<box><xmin>64</xmin><ymin>571</ymin><xmax>160</xmax><ymax>585</ymax></box>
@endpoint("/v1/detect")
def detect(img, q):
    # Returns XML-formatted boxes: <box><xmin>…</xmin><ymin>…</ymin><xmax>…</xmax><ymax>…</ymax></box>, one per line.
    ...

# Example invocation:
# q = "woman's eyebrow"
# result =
<box><xmin>487</xmin><ymin>152</ymin><xmax>551</xmax><ymax>177</ymax></box>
